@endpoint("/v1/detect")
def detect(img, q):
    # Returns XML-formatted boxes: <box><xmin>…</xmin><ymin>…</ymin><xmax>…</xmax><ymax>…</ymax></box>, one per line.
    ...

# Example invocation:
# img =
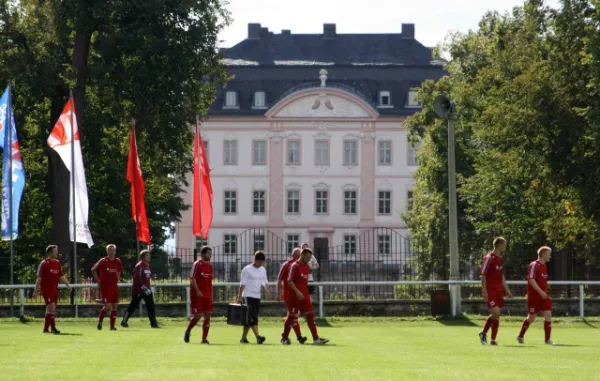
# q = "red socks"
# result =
<box><xmin>544</xmin><ymin>321</ymin><xmax>551</xmax><ymax>342</ymax></box>
<box><xmin>306</xmin><ymin>313</ymin><xmax>319</xmax><ymax>340</ymax></box>
<box><xmin>49</xmin><ymin>312</ymin><xmax>56</xmax><ymax>330</ymax></box>
<box><xmin>44</xmin><ymin>312</ymin><xmax>51</xmax><ymax>332</ymax></box>
<box><xmin>99</xmin><ymin>307</ymin><xmax>106</xmax><ymax>323</ymax></box>
<box><xmin>110</xmin><ymin>310</ymin><xmax>117</xmax><ymax>329</ymax></box>
<box><xmin>291</xmin><ymin>316</ymin><xmax>302</xmax><ymax>337</ymax></box>
<box><xmin>519</xmin><ymin>318</ymin><xmax>530</xmax><ymax>338</ymax></box>
<box><xmin>282</xmin><ymin>315</ymin><xmax>294</xmax><ymax>339</ymax></box>
<box><xmin>491</xmin><ymin>319</ymin><xmax>499</xmax><ymax>341</ymax></box>
<box><xmin>202</xmin><ymin>317</ymin><xmax>211</xmax><ymax>341</ymax></box>
<box><xmin>186</xmin><ymin>317</ymin><xmax>199</xmax><ymax>332</ymax></box>
<box><xmin>482</xmin><ymin>316</ymin><xmax>493</xmax><ymax>334</ymax></box>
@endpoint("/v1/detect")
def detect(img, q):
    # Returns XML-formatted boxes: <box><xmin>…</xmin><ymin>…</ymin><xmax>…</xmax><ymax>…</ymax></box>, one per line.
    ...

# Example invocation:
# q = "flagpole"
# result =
<box><xmin>132</xmin><ymin>119</ymin><xmax>140</xmax><ymax>255</ymax></box>
<box><xmin>69</xmin><ymin>89</ymin><xmax>78</xmax><ymax>318</ymax></box>
<box><xmin>8</xmin><ymin>85</ymin><xmax>14</xmax><ymax>317</ymax></box>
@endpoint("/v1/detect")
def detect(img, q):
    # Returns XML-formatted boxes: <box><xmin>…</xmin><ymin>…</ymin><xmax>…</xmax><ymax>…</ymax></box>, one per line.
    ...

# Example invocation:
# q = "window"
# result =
<box><xmin>378</xmin><ymin>191</ymin><xmax>391</xmax><ymax>215</ymax></box>
<box><xmin>407</xmin><ymin>90</ymin><xmax>420</xmax><ymax>107</ymax></box>
<box><xmin>253</xmin><ymin>191</ymin><xmax>266</xmax><ymax>214</ymax></box>
<box><xmin>254</xmin><ymin>234</ymin><xmax>265</xmax><ymax>251</ymax></box>
<box><xmin>344</xmin><ymin>190</ymin><xmax>357</xmax><ymax>214</ymax></box>
<box><xmin>378</xmin><ymin>140</ymin><xmax>392</xmax><ymax>165</ymax></box>
<box><xmin>254</xmin><ymin>91</ymin><xmax>266</xmax><ymax>108</ymax></box>
<box><xmin>315</xmin><ymin>190</ymin><xmax>328</xmax><ymax>214</ymax></box>
<box><xmin>315</xmin><ymin>140</ymin><xmax>330</xmax><ymax>166</ymax></box>
<box><xmin>407</xmin><ymin>190</ymin><xmax>414</xmax><ymax>210</ymax></box>
<box><xmin>343</xmin><ymin>140</ymin><xmax>358</xmax><ymax>165</ymax></box>
<box><xmin>287</xmin><ymin>235</ymin><xmax>300</xmax><ymax>254</ymax></box>
<box><xmin>224</xmin><ymin>190</ymin><xmax>237</xmax><ymax>214</ymax></box>
<box><xmin>408</xmin><ymin>141</ymin><xmax>420</xmax><ymax>166</ymax></box>
<box><xmin>379</xmin><ymin>91</ymin><xmax>391</xmax><ymax>107</ymax></box>
<box><xmin>224</xmin><ymin>140</ymin><xmax>238</xmax><ymax>165</ymax></box>
<box><xmin>287</xmin><ymin>140</ymin><xmax>301</xmax><ymax>165</ymax></box>
<box><xmin>344</xmin><ymin>235</ymin><xmax>357</xmax><ymax>255</ymax></box>
<box><xmin>287</xmin><ymin>189</ymin><xmax>300</xmax><ymax>214</ymax></box>
<box><xmin>253</xmin><ymin>140</ymin><xmax>267</xmax><ymax>165</ymax></box>
<box><xmin>195</xmin><ymin>238</ymin><xmax>208</xmax><ymax>250</ymax></box>
<box><xmin>224</xmin><ymin>234</ymin><xmax>237</xmax><ymax>255</ymax></box>
<box><xmin>224</xmin><ymin>91</ymin><xmax>238</xmax><ymax>108</ymax></box>
<box><xmin>378</xmin><ymin>235</ymin><xmax>391</xmax><ymax>255</ymax></box>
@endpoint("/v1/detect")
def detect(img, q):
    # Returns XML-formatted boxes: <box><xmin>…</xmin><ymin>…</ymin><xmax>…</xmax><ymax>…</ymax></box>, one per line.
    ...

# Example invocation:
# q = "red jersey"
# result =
<box><xmin>91</xmin><ymin>257</ymin><xmax>122</xmax><ymax>286</ymax></box>
<box><xmin>36</xmin><ymin>258</ymin><xmax>64</xmax><ymax>290</ymax></box>
<box><xmin>190</xmin><ymin>259</ymin><xmax>213</xmax><ymax>299</ymax></box>
<box><xmin>480</xmin><ymin>252</ymin><xmax>504</xmax><ymax>292</ymax></box>
<box><xmin>278</xmin><ymin>259</ymin><xmax>295</xmax><ymax>301</ymax></box>
<box><xmin>132</xmin><ymin>261</ymin><xmax>151</xmax><ymax>294</ymax></box>
<box><xmin>288</xmin><ymin>261</ymin><xmax>310</xmax><ymax>299</ymax></box>
<box><xmin>527</xmin><ymin>260</ymin><xmax>548</xmax><ymax>297</ymax></box>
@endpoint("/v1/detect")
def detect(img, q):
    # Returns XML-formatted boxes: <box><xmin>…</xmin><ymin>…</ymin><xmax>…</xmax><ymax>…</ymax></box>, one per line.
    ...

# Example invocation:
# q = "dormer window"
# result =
<box><xmin>407</xmin><ymin>89</ymin><xmax>420</xmax><ymax>108</ymax></box>
<box><xmin>378</xmin><ymin>91</ymin><xmax>392</xmax><ymax>108</ymax></box>
<box><xmin>253</xmin><ymin>91</ymin><xmax>266</xmax><ymax>108</ymax></box>
<box><xmin>224</xmin><ymin>91</ymin><xmax>238</xmax><ymax>108</ymax></box>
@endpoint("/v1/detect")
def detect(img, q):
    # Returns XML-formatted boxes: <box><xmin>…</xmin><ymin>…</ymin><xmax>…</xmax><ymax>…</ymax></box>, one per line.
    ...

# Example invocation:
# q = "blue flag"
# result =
<box><xmin>0</xmin><ymin>86</ymin><xmax>25</xmax><ymax>240</ymax></box>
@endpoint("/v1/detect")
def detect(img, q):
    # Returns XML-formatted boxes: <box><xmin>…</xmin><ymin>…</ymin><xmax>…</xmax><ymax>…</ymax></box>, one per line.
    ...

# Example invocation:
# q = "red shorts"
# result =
<box><xmin>101</xmin><ymin>286</ymin><xmax>119</xmax><ymax>304</ymax></box>
<box><xmin>42</xmin><ymin>288</ymin><xmax>58</xmax><ymax>305</ymax></box>
<box><xmin>528</xmin><ymin>297</ymin><xmax>552</xmax><ymax>314</ymax></box>
<box><xmin>288</xmin><ymin>296</ymin><xmax>313</xmax><ymax>316</ymax></box>
<box><xmin>486</xmin><ymin>290</ymin><xmax>504</xmax><ymax>309</ymax></box>
<box><xmin>191</xmin><ymin>297</ymin><xmax>213</xmax><ymax>314</ymax></box>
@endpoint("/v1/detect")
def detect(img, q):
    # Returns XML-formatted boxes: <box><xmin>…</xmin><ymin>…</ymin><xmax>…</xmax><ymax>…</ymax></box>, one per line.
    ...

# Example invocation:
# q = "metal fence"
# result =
<box><xmin>1</xmin><ymin>280</ymin><xmax>599</xmax><ymax>319</ymax></box>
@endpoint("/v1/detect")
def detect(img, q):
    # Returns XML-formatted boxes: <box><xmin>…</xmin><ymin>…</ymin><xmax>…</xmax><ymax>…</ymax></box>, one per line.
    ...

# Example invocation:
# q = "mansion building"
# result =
<box><xmin>176</xmin><ymin>23</ymin><xmax>445</xmax><ymax>265</ymax></box>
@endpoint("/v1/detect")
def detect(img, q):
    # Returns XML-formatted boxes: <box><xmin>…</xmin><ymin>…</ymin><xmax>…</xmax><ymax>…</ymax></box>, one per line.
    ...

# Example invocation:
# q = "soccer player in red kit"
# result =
<box><xmin>479</xmin><ymin>237</ymin><xmax>513</xmax><ymax>345</ymax></box>
<box><xmin>276</xmin><ymin>247</ymin><xmax>307</xmax><ymax>345</ymax></box>
<box><xmin>184</xmin><ymin>246</ymin><xmax>213</xmax><ymax>344</ymax></box>
<box><xmin>91</xmin><ymin>244</ymin><xmax>122</xmax><ymax>331</ymax></box>
<box><xmin>32</xmin><ymin>245</ymin><xmax>71</xmax><ymax>334</ymax></box>
<box><xmin>285</xmin><ymin>248</ymin><xmax>329</xmax><ymax>345</ymax></box>
<box><xmin>517</xmin><ymin>246</ymin><xmax>554</xmax><ymax>345</ymax></box>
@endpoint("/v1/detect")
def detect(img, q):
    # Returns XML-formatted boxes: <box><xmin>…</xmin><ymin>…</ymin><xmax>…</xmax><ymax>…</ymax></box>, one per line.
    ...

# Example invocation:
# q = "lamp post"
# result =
<box><xmin>433</xmin><ymin>94</ymin><xmax>461</xmax><ymax>317</ymax></box>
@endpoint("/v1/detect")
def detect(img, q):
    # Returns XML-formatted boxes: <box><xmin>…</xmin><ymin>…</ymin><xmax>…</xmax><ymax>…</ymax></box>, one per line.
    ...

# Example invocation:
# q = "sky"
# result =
<box><xmin>164</xmin><ymin>0</ymin><xmax>562</xmax><ymax>249</ymax></box>
<box><xmin>218</xmin><ymin>0</ymin><xmax>562</xmax><ymax>48</ymax></box>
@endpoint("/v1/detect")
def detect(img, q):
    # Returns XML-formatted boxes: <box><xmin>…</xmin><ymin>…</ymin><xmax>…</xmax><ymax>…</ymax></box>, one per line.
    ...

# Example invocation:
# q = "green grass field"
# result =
<box><xmin>1</xmin><ymin>316</ymin><xmax>599</xmax><ymax>381</ymax></box>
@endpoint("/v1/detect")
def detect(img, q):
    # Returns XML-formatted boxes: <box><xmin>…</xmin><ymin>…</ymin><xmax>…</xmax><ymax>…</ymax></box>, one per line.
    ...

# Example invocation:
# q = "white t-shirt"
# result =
<box><xmin>240</xmin><ymin>264</ymin><xmax>268</xmax><ymax>299</ymax></box>
<box><xmin>308</xmin><ymin>255</ymin><xmax>319</xmax><ymax>281</ymax></box>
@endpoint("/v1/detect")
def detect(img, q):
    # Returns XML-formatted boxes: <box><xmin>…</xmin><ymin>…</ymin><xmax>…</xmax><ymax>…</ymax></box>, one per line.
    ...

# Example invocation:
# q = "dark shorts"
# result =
<box><xmin>244</xmin><ymin>297</ymin><xmax>261</xmax><ymax>327</ymax></box>
<box><xmin>308</xmin><ymin>285</ymin><xmax>316</xmax><ymax>295</ymax></box>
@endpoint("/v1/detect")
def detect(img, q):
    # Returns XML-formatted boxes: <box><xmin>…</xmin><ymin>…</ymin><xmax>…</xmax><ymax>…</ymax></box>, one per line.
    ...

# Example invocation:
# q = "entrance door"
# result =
<box><xmin>313</xmin><ymin>237</ymin><xmax>329</xmax><ymax>261</ymax></box>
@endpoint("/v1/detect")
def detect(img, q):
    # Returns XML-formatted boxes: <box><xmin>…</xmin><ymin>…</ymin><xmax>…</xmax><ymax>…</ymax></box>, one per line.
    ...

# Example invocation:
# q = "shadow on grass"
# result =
<box><xmin>582</xmin><ymin>319</ymin><xmax>599</xmax><ymax>329</ymax></box>
<box><xmin>435</xmin><ymin>316</ymin><xmax>479</xmax><ymax>327</ymax></box>
<box><xmin>316</xmin><ymin>319</ymin><xmax>334</xmax><ymax>327</ymax></box>
<box><xmin>53</xmin><ymin>333</ymin><xmax>83</xmax><ymax>336</ymax></box>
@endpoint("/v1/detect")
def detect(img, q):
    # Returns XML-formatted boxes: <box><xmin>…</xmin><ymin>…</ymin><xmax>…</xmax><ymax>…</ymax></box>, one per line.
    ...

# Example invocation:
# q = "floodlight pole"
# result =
<box><xmin>447</xmin><ymin>112</ymin><xmax>461</xmax><ymax>317</ymax></box>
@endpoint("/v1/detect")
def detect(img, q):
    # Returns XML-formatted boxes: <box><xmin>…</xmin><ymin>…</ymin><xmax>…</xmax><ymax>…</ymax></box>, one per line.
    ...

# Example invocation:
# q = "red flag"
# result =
<box><xmin>126</xmin><ymin>125</ymin><xmax>151</xmax><ymax>244</ymax></box>
<box><xmin>192</xmin><ymin>125</ymin><xmax>213</xmax><ymax>239</ymax></box>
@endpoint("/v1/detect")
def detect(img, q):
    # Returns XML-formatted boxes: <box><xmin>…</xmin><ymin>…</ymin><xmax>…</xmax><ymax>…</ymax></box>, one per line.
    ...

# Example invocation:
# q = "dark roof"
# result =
<box><xmin>221</xmin><ymin>23</ymin><xmax>436</xmax><ymax>66</ymax></box>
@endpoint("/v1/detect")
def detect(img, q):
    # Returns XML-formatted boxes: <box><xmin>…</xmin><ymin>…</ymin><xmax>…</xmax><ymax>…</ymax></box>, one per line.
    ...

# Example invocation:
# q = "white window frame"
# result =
<box><xmin>224</xmin><ymin>234</ymin><xmax>237</xmax><ymax>255</ymax></box>
<box><xmin>315</xmin><ymin>190</ymin><xmax>329</xmax><ymax>215</ymax></box>
<box><xmin>224</xmin><ymin>91</ymin><xmax>238</xmax><ymax>108</ymax></box>
<box><xmin>344</xmin><ymin>190</ymin><xmax>358</xmax><ymax>215</ymax></box>
<box><xmin>343</xmin><ymin>140</ymin><xmax>358</xmax><ymax>166</ymax></box>
<box><xmin>287</xmin><ymin>140</ymin><xmax>301</xmax><ymax>165</ymax></box>
<box><xmin>253</xmin><ymin>190</ymin><xmax>266</xmax><ymax>214</ymax></box>
<box><xmin>314</xmin><ymin>140</ymin><xmax>330</xmax><ymax>166</ymax></box>
<box><xmin>378</xmin><ymin>235</ymin><xmax>391</xmax><ymax>256</ymax></box>
<box><xmin>378</xmin><ymin>140</ymin><xmax>392</xmax><ymax>166</ymax></box>
<box><xmin>407</xmin><ymin>140</ymin><xmax>420</xmax><ymax>166</ymax></box>
<box><xmin>252</xmin><ymin>140</ymin><xmax>267</xmax><ymax>166</ymax></box>
<box><xmin>253</xmin><ymin>91</ymin><xmax>266</xmax><ymax>108</ymax></box>
<box><xmin>407</xmin><ymin>190</ymin><xmax>414</xmax><ymax>211</ymax></box>
<box><xmin>224</xmin><ymin>190</ymin><xmax>237</xmax><ymax>214</ymax></box>
<box><xmin>287</xmin><ymin>189</ymin><xmax>300</xmax><ymax>214</ymax></box>
<box><xmin>287</xmin><ymin>235</ymin><xmax>300</xmax><ymax>254</ymax></box>
<box><xmin>195</xmin><ymin>237</ymin><xmax>208</xmax><ymax>250</ymax></box>
<box><xmin>378</xmin><ymin>91</ymin><xmax>392</xmax><ymax>108</ymax></box>
<box><xmin>344</xmin><ymin>235</ymin><xmax>357</xmax><ymax>255</ymax></box>
<box><xmin>378</xmin><ymin>190</ymin><xmax>391</xmax><ymax>215</ymax></box>
<box><xmin>253</xmin><ymin>234</ymin><xmax>265</xmax><ymax>251</ymax></box>
<box><xmin>407</xmin><ymin>89</ymin><xmax>420</xmax><ymax>108</ymax></box>
<box><xmin>223</xmin><ymin>140</ymin><xmax>238</xmax><ymax>165</ymax></box>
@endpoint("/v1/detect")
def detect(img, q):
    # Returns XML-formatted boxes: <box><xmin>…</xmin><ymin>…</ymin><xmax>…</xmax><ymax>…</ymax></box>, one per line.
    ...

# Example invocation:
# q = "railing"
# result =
<box><xmin>1</xmin><ymin>280</ymin><xmax>599</xmax><ymax>319</ymax></box>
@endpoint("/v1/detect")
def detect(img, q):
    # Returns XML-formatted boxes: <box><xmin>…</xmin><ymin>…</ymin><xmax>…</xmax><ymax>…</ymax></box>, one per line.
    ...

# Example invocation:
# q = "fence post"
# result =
<box><xmin>579</xmin><ymin>284</ymin><xmax>584</xmax><ymax>318</ymax></box>
<box><xmin>19</xmin><ymin>288</ymin><xmax>24</xmax><ymax>317</ymax></box>
<box><xmin>75</xmin><ymin>284</ymin><xmax>79</xmax><ymax>318</ymax></box>
<box><xmin>318</xmin><ymin>285</ymin><xmax>324</xmax><ymax>319</ymax></box>
<box><xmin>185</xmin><ymin>286</ymin><xmax>190</xmax><ymax>318</ymax></box>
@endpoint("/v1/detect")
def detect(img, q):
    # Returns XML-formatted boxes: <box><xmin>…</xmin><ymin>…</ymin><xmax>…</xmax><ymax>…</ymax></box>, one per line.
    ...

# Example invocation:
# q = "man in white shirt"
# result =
<box><xmin>302</xmin><ymin>243</ymin><xmax>319</xmax><ymax>297</ymax></box>
<box><xmin>238</xmin><ymin>251</ymin><xmax>271</xmax><ymax>344</ymax></box>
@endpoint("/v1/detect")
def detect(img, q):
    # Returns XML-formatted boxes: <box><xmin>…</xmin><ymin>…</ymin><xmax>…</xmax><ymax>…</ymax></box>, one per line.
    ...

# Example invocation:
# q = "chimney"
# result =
<box><xmin>248</xmin><ymin>23</ymin><xmax>261</xmax><ymax>39</ymax></box>
<box><xmin>282</xmin><ymin>29</ymin><xmax>291</xmax><ymax>36</ymax></box>
<box><xmin>402</xmin><ymin>23</ymin><xmax>415</xmax><ymax>39</ymax></box>
<box><xmin>323</xmin><ymin>23</ymin><xmax>336</xmax><ymax>39</ymax></box>
<box><xmin>260</xmin><ymin>27</ymin><xmax>269</xmax><ymax>38</ymax></box>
